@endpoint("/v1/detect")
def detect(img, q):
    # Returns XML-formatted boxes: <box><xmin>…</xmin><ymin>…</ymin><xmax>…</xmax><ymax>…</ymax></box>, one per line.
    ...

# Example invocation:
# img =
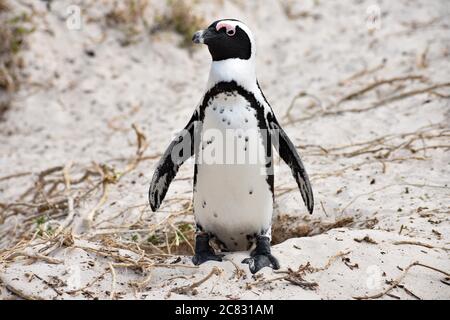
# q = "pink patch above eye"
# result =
<box><xmin>216</xmin><ymin>22</ymin><xmax>236</xmax><ymax>36</ymax></box>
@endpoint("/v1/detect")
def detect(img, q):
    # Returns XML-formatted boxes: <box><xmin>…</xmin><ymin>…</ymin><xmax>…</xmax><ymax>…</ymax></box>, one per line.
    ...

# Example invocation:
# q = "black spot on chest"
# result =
<box><xmin>194</xmin><ymin>81</ymin><xmax>275</xmax><ymax>195</ymax></box>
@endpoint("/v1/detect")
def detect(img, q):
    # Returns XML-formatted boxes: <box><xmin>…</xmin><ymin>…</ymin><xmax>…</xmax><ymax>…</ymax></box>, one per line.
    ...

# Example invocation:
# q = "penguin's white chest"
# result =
<box><xmin>194</xmin><ymin>92</ymin><xmax>273</xmax><ymax>251</ymax></box>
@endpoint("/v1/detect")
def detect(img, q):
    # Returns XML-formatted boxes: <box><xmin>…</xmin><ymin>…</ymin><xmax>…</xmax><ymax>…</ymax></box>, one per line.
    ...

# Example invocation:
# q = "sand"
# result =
<box><xmin>0</xmin><ymin>0</ymin><xmax>449</xmax><ymax>300</ymax></box>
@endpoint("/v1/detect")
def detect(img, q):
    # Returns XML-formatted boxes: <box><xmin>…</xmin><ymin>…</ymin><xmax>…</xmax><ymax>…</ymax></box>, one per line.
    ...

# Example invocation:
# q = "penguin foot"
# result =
<box><xmin>242</xmin><ymin>236</ymin><xmax>280</xmax><ymax>274</ymax></box>
<box><xmin>192</xmin><ymin>233</ymin><xmax>223</xmax><ymax>266</ymax></box>
<box><xmin>242</xmin><ymin>254</ymin><xmax>280</xmax><ymax>274</ymax></box>
<box><xmin>192</xmin><ymin>252</ymin><xmax>224</xmax><ymax>265</ymax></box>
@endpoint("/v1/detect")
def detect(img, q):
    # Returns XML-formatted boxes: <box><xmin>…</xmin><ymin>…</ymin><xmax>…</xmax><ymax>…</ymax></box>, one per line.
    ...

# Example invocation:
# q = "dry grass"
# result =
<box><xmin>279</xmin><ymin>0</ymin><xmax>322</xmax><ymax>20</ymax></box>
<box><xmin>105</xmin><ymin>0</ymin><xmax>205</xmax><ymax>48</ymax></box>
<box><xmin>105</xmin><ymin>0</ymin><xmax>150</xmax><ymax>46</ymax></box>
<box><xmin>0</xmin><ymin>123</ymin><xmax>200</xmax><ymax>298</ymax></box>
<box><xmin>0</xmin><ymin>123</ymin><xmax>196</xmax><ymax>258</ymax></box>
<box><xmin>354</xmin><ymin>261</ymin><xmax>450</xmax><ymax>300</ymax></box>
<box><xmin>283</xmin><ymin>72</ymin><xmax>450</xmax><ymax>125</ymax></box>
<box><xmin>106</xmin><ymin>0</ymin><xmax>149</xmax><ymax>26</ymax></box>
<box><xmin>0</xmin><ymin>1</ymin><xmax>33</xmax><ymax>120</ymax></box>
<box><xmin>153</xmin><ymin>0</ymin><xmax>205</xmax><ymax>48</ymax></box>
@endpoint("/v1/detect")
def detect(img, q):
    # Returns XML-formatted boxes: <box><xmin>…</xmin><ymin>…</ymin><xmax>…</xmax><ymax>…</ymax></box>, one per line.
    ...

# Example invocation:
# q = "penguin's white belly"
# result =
<box><xmin>194</xmin><ymin>92</ymin><xmax>273</xmax><ymax>251</ymax></box>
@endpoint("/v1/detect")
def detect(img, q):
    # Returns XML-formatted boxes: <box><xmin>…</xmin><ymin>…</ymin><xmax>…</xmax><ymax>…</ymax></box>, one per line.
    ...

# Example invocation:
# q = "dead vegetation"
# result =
<box><xmin>279</xmin><ymin>0</ymin><xmax>322</xmax><ymax>21</ymax></box>
<box><xmin>297</xmin><ymin>123</ymin><xmax>449</xmax><ymax>166</ymax></box>
<box><xmin>105</xmin><ymin>0</ymin><xmax>204</xmax><ymax>47</ymax></box>
<box><xmin>105</xmin><ymin>0</ymin><xmax>150</xmax><ymax>46</ymax></box>
<box><xmin>354</xmin><ymin>261</ymin><xmax>450</xmax><ymax>300</ymax></box>
<box><xmin>170</xmin><ymin>266</ymin><xmax>222</xmax><ymax>296</ymax></box>
<box><xmin>0</xmin><ymin>123</ymin><xmax>200</xmax><ymax>299</ymax></box>
<box><xmin>272</xmin><ymin>68</ymin><xmax>449</xmax><ymax>248</ymax></box>
<box><xmin>0</xmin><ymin>123</ymin><xmax>190</xmax><ymax>249</ymax></box>
<box><xmin>248</xmin><ymin>251</ymin><xmax>350</xmax><ymax>290</ymax></box>
<box><xmin>106</xmin><ymin>0</ymin><xmax>149</xmax><ymax>26</ymax></box>
<box><xmin>0</xmin><ymin>123</ymin><xmax>198</xmax><ymax>270</ymax></box>
<box><xmin>283</xmin><ymin>74</ymin><xmax>450</xmax><ymax>125</ymax></box>
<box><xmin>152</xmin><ymin>0</ymin><xmax>205</xmax><ymax>48</ymax></box>
<box><xmin>0</xmin><ymin>1</ymin><xmax>33</xmax><ymax>120</ymax></box>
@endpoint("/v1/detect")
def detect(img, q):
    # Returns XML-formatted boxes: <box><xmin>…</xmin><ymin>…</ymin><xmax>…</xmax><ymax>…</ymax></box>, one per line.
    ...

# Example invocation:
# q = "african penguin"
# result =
<box><xmin>149</xmin><ymin>19</ymin><xmax>314</xmax><ymax>274</ymax></box>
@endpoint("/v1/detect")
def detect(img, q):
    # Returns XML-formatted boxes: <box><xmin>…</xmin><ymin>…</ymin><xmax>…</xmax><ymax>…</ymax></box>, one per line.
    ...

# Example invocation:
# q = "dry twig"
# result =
<box><xmin>393</xmin><ymin>241</ymin><xmax>449</xmax><ymax>251</ymax></box>
<box><xmin>170</xmin><ymin>266</ymin><xmax>222</xmax><ymax>295</ymax></box>
<box><xmin>354</xmin><ymin>261</ymin><xmax>450</xmax><ymax>300</ymax></box>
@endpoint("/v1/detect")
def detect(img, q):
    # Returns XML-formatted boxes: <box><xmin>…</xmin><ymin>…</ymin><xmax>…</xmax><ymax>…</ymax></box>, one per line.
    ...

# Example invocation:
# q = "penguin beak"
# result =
<box><xmin>192</xmin><ymin>30</ymin><xmax>203</xmax><ymax>44</ymax></box>
<box><xmin>192</xmin><ymin>30</ymin><xmax>206</xmax><ymax>44</ymax></box>
<box><xmin>192</xmin><ymin>29</ymin><xmax>216</xmax><ymax>45</ymax></box>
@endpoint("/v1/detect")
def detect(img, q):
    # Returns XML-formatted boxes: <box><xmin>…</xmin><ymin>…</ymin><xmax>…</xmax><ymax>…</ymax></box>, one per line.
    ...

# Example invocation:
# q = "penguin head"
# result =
<box><xmin>192</xmin><ymin>19</ymin><xmax>254</xmax><ymax>62</ymax></box>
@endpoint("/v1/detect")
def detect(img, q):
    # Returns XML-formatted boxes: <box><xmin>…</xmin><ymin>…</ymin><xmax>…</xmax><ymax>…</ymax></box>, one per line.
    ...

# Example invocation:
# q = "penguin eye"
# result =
<box><xmin>216</xmin><ymin>22</ymin><xmax>236</xmax><ymax>37</ymax></box>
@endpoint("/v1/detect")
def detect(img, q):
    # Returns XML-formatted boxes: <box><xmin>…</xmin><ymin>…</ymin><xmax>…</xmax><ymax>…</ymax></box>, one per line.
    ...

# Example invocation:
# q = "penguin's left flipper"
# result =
<box><xmin>149</xmin><ymin>111</ymin><xmax>199</xmax><ymax>212</ymax></box>
<box><xmin>268</xmin><ymin>112</ymin><xmax>314</xmax><ymax>214</ymax></box>
<box><xmin>242</xmin><ymin>236</ymin><xmax>280</xmax><ymax>274</ymax></box>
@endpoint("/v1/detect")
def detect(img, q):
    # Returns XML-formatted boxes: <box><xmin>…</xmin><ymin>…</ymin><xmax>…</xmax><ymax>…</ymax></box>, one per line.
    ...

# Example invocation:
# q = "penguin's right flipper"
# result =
<box><xmin>149</xmin><ymin>111</ymin><xmax>199</xmax><ymax>212</ymax></box>
<box><xmin>268</xmin><ymin>112</ymin><xmax>314</xmax><ymax>214</ymax></box>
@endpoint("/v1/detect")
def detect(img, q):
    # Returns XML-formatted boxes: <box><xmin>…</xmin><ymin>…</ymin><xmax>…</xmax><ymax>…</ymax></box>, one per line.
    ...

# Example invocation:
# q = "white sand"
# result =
<box><xmin>0</xmin><ymin>0</ymin><xmax>449</xmax><ymax>300</ymax></box>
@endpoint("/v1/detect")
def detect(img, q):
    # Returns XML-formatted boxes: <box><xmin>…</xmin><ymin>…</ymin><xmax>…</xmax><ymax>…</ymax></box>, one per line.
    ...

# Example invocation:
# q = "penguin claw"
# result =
<box><xmin>192</xmin><ymin>253</ymin><xmax>224</xmax><ymax>265</ymax></box>
<box><xmin>242</xmin><ymin>254</ymin><xmax>280</xmax><ymax>274</ymax></box>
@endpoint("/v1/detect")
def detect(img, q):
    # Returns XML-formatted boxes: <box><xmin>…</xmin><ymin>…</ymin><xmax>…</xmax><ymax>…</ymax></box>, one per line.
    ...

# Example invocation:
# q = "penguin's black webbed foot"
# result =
<box><xmin>192</xmin><ymin>252</ymin><xmax>224</xmax><ymax>265</ymax></box>
<box><xmin>192</xmin><ymin>233</ymin><xmax>224</xmax><ymax>266</ymax></box>
<box><xmin>242</xmin><ymin>254</ymin><xmax>280</xmax><ymax>274</ymax></box>
<box><xmin>242</xmin><ymin>236</ymin><xmax>280</xmax><ymax>274</ymax></box>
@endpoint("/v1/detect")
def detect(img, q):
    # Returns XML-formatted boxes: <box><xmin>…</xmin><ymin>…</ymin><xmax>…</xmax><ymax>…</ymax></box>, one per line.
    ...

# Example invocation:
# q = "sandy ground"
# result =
<box><xmin>0</xmin><ymin>0</ymin><xmax>449</xmax><ymax>300</ymax></box>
